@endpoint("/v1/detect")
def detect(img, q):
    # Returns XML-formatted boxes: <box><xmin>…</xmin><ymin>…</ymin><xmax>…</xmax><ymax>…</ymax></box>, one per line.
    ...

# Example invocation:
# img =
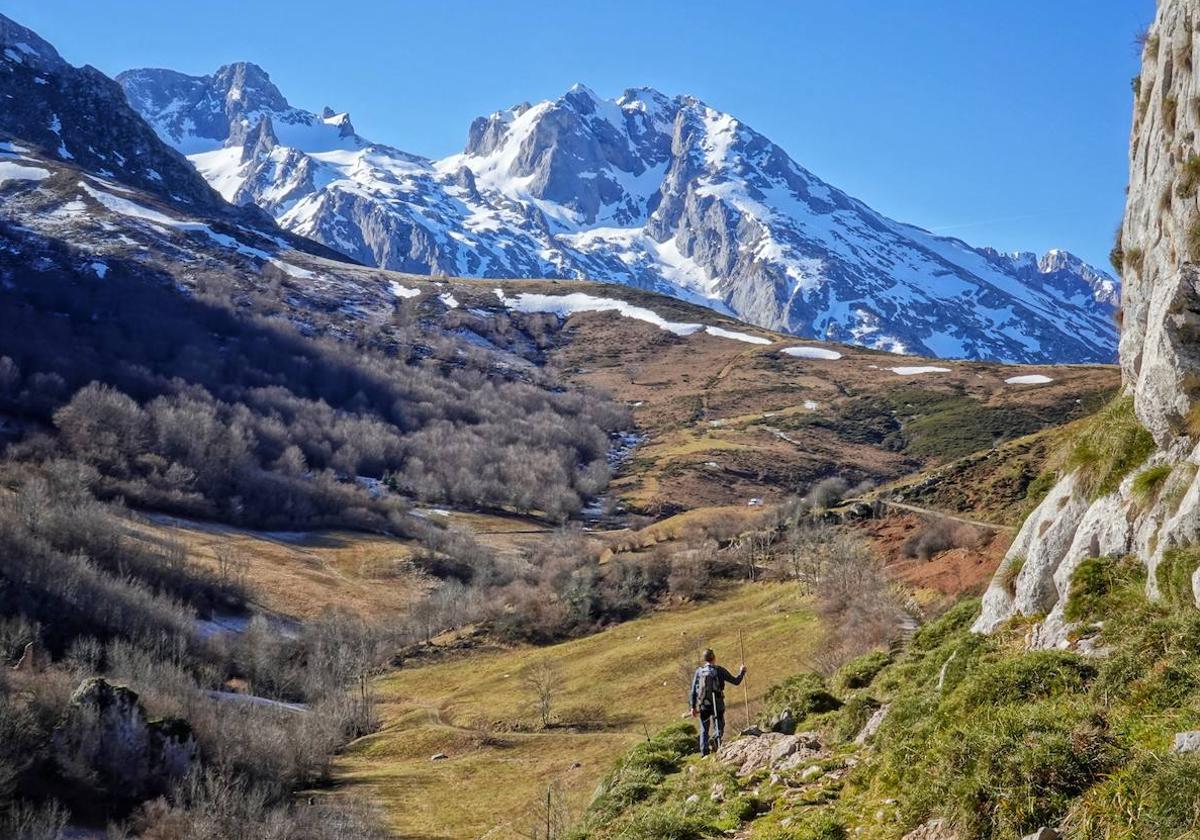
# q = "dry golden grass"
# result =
<box><xmin>334</xmin><ymin>582</ymin><xmax>817</xmax><ymax>839</ymax></box>
<box><xmin>123</xmin><ymin>514</ymin><xmax>429</xmax><ymax>620</ymax></box>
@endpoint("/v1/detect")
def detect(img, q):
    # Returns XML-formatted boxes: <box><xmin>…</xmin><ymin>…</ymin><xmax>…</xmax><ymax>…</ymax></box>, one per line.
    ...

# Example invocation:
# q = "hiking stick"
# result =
<box><xmin>738</xmin><ymin>629</ymin><xmax>750</xmax><ymax>732</ymax></box>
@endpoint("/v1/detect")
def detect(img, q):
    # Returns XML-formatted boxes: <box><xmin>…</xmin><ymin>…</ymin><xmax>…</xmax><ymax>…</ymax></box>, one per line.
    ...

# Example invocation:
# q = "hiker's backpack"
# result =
<box><xmin>697</xmin><ymin>664</ymin><xmax>719</xmax><ymax>712</ymax></box>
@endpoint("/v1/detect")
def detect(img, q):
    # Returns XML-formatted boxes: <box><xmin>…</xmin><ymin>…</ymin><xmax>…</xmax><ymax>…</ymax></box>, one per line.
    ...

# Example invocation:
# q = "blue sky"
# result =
<box><xmin>12</xmin><ymin>1</ymin><xmax>1151</xmax><ymax>271</ymax></box>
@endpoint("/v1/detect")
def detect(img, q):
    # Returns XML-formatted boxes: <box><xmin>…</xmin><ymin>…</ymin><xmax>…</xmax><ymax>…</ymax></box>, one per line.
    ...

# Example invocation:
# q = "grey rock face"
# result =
<box><xmin>119</xmin><ymin>65</ymin><xmax>1119</xmax><ymax>364</ymax></box>
<box><xmin>973</xmin><ymin>0</ymin><xmax>1200</xmax><ymax>639</ymax></box>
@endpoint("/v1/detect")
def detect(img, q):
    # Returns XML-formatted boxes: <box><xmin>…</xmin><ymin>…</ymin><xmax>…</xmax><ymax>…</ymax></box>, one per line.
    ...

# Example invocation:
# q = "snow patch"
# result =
<box><xmin>781</xmin><ymin>346</ymin><xmax>843</xmax><ymax>360</ymax></box>
<box><xmin>704</xmin><ymin>326</ymin><xmax>771</xmax><ymax>345</ymax></box>
<box><xmin>1005</xmin><ymin>374</ymin><xmax>1055</xmax><ymax>385</ymax></box>
<box><xmin>494</xmin><ymin>290</ymin><xmax>703</xmax><ymax>336</ymax></box>
<box><xmin>439</xmin><ymin>291</ymin><xmax>459</xmax><ymax>308</ymax></box>
<box><xmin>890</xmin><ymin>365</ymin><xmax>951</xmax><ymax>376</ymax></box>
<box><xmin>0</xmin><ymin>161</ymin><xmax>49</xmax><ymax>184</ymax></box>
<box><xmin>389</xmin><ymin>281</ymin><xmax>421</xmax><ymax>299</ymax></box>
<box><xmin>268</xmin><ymin>259</ymin><xmax>316</xmax><ymax>279</ymax></box>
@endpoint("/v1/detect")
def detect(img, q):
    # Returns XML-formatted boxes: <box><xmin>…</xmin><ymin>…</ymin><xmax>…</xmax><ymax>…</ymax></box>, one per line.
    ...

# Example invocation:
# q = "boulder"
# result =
<box><xmin>12</xmin><ymin>639</ymin><xmax>47</xmax><ymax>671</ymax></box>
<box><xmin>799</xmin><ymin>764</ymin><xmax>823</xmax><ymax>782</ymax></box>
<box><xmin>767</xmin><ymin>709</ymin><xmax>796</xmax><ymax>735</ymax></box>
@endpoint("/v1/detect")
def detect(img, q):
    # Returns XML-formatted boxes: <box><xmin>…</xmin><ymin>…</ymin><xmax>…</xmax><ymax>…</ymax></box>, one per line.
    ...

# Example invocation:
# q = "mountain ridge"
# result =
<box><xmin>118</xmin><ymin>61</ymin><xmax>1120</xmax><ymax>364</ymax></box>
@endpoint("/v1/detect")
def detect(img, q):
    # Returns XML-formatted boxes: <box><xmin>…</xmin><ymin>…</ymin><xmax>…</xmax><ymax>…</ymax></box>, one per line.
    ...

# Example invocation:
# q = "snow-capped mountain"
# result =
<box><xmin>117</xmin><ymin>64</ymin><xmax>1120</xmax><ymax>364</ymax></box>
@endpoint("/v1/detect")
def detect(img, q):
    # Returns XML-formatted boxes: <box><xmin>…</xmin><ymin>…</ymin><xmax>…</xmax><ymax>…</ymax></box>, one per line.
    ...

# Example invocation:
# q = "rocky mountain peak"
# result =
<box><xmin>122</xmin><ymin>66</ymin><xmax>1120</xmax><ymax>365</ymax></box>
<box><xmin>241</xmin><ymin>115</ymin><xmax>279</xmax><ymax>162</ymax></box>
<box><xmin>0</xmin><ymin>13</ymin><xmax>225</xmax><ymax>212</ymax></box>
<box><xmin>212</xmin><ymin>61</ymin><xmax>289</xmax><ymax>113</ymax></box>
<box><xmin>0</xmin><ymin>13</ymin><xmax>66</xmax><ymax>74</ymax></box>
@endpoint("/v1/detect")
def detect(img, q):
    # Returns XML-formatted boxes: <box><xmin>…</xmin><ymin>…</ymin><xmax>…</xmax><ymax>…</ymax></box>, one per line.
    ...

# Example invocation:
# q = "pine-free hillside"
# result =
<box><xmin>575</xmin><ymin>564</ymin><xmax>1200</xmax><ymax>839</ymax></box>
<box><xmin>118</xmin><ymin>62</ymin><xmax>1119</xmax><ymax>364</ymax></box>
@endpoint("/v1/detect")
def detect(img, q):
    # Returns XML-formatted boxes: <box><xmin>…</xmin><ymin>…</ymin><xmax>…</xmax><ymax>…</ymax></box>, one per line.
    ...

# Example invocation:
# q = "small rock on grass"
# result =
<box><xmin>431</xmin><ymin>752</ymin><xmax>448</xmax><ymax>761</ymax></box>
<box><xmin>1171</xmin><ymin>731</ymin><xmax>1200</xmax><ymax>753</ymax></box>
<box><xmin>1021</xmin><ymin>829</ymin><xmax>1058</xmax><ymax>840</ymax></box>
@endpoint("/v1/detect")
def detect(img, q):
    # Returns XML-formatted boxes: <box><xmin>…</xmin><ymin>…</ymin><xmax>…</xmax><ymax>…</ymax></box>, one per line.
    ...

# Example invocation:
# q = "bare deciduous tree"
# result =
<box><xmin>522</xmin><ymin>660</ymin><xmax>562</xmax><ymax>729</ymax></box>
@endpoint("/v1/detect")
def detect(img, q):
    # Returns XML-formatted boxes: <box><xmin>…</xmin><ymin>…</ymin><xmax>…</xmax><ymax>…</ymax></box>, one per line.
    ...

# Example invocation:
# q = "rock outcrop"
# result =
<box><xmin>716</xmin><ymin>731</ymin><xmax>822</xmax><ymax>776</ymax></box>
<box><xmin>52</xmin><ymin>678</ymin><xmax>197</xmax><ymax>802</ymax></box>
<box><xmin>974</xmin><ymin>0</ymin><xmax>1200</xmax><ymax>639</ymax></box>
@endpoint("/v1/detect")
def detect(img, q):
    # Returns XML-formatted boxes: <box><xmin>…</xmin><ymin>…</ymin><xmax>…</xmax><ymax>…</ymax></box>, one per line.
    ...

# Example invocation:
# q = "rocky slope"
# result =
<box><xmin>975</xmin><ymin>0</ymin><xmax>1200</xmax><ymax>639</ymax></box>
<box><xmin>117</xmin><ymin>64</ymin><xmax>1120</xmax><ymax>364</ymax></box>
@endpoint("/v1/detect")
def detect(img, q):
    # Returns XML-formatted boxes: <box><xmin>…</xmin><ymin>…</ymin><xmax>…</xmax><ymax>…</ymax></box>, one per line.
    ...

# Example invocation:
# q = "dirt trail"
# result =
<box><xmin>865</xmin><ymin>499</ymin><xmax>1016</xmax><ymax>533</ymax></box>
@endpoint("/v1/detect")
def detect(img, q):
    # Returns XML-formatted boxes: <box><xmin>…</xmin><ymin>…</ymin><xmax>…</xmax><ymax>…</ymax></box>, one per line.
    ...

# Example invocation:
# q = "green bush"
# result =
<box><xmin>946</xmin><ymin>650</ymin><xmax>1096</xmax><ymax>711</ymax></box>
<box><xmin>1064</xmin><ymin>555</ymin><xmax>1145</xmax><ymax>624</ymax></box>
<box><xmin>834</xmin><ymin>650</ymin><xmax>890</xmax><ymax>691</ymax></box>
<box><xmin>1131</xmin><ymin>463</ymin><xmax>1173</xmax><ymax>503</ymax></box>
<box><xmin>1156</xmin><ymin>546</ymin><xmax>1200</xmax><ymax>609</ymax></box>
<box><xmin>912</xmin><ymin>701</ymin><xmax>1127</xmax><ymax>840</ymax></box>
<box><xmin>760</xmin><ymin>673</ymin><xmax>841</xmax><ymax>725</ymax></box>
<box><xmin>1066</xmin><ymin>754</ymin><xmax>1200</xmax><ymax>839</ymax></box>
<box><xmin>1065</xmin><ymin>396</ymin><xmax>1155</xmax><ymax>499</ymax></box>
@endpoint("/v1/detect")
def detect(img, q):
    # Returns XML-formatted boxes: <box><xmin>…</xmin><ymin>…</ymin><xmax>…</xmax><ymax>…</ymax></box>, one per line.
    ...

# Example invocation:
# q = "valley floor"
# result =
<box><xmin>332</xmin><ymin>583</ymin><xmax>818</xmax><ymax>839</ymax></box>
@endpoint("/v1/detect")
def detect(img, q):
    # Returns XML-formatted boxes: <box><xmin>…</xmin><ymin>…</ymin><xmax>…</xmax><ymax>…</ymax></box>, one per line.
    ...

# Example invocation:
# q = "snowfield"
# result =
<box><xmin>494</xmin><ymin>290</ymin><xmax>703</xmax><ymax>336</ymax></box>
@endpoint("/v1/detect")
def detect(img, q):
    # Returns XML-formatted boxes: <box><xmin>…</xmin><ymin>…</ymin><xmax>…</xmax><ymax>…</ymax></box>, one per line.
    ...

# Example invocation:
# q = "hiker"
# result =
<box><xmin>689</xmin><ymin>648</ymin><xmax>745</xmax><ymax>756</ymax></box>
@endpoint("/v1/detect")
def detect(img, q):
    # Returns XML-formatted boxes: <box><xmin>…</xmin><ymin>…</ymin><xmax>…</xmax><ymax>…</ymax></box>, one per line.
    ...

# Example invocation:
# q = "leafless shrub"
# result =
<box><xmin>0</xmin><ymin>799</ymin><xmax>69</xmax><ymax>840</ymax></box>
<box><xmin>901</xmin><ymin>518</ymin><xmax>987</xmax><ymax>561</ymax></box>
<box><xmin>668</xmin><ymin>544</ymin><xmax>716</xmax><ymax>600</ymax></box>
<box><xmin>806</xmin><ymin>477</ymin><xmax>850</xmax><ymax>510</ymax></box>
<box><xmin>801</xmin><ymin>526</ymin><xmax>908</xmax><ymax>674</ymax></box>
<box><xmin>515</xmin><ymin>782</ymin><xmax>572</xmax><ymax>840</ymax></box>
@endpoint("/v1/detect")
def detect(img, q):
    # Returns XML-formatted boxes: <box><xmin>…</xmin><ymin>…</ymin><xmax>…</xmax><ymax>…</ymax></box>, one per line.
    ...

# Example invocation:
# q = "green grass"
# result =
<box><xmin>1063</xmin><ymin>555</ymin><xmax>1145</xmax><ymax>624</ymax></box>
<box><xmin>1132</xmin><ymin>463</ymin><xmax>1173</xmax><ymax>504</ymax></box>
<box><xmin>584</xmin><ymin>558</ymin><xmax>1200</xmax><ymax>840</ymax></box>
<box><xmin>833</xmin><ymin>651</ymin><xmax>890</xmax><ymax>692</ymax></box>
<box><xmin>1155</xmin><ymin>546</ymin><xmax>1200</xmax><ymax>610</ymax></box>
<box><xmin>998</xmin><ymin>555</ymin><xmax>1025</xmax><ymax>595</ymax></box>
<box><xmin>1064</xmin><ymin>395</ymin><xmax>1155</xmax><ymax>499</ymax></box>
<box><xmin>335</xmin><ymin>583</ymin><xmax>818</xmax><ymax>838</ymax></box>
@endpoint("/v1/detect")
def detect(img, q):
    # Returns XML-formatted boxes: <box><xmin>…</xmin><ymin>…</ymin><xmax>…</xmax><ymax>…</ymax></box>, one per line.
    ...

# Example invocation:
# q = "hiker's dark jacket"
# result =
<box><xmin>690</xmin><ymin>664</ymin><xmax>745</xmax><ymax>712</ymax></box>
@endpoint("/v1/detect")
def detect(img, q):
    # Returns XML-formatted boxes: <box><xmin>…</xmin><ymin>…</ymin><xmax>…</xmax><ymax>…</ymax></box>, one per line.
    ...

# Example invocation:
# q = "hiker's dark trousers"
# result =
<box><xmin>700</xmin><ymin>704</ymin><xmax>724</xmax><ymax>756</ymax></box>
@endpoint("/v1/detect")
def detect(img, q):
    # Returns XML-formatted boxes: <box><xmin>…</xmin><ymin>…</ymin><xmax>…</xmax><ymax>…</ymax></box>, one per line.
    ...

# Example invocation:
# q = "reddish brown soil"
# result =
<box><xmin>863</xmin><ymin>512</ymin><xmax>1012</xmax><ymax>599</ymax></box>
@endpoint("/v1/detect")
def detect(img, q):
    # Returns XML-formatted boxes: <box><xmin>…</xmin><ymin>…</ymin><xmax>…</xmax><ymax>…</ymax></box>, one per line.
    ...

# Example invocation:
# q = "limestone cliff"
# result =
<box><xmin>975</xmin><ymin>0</ymin><xmax>1200</xmax><ymax>639</ymax></box>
